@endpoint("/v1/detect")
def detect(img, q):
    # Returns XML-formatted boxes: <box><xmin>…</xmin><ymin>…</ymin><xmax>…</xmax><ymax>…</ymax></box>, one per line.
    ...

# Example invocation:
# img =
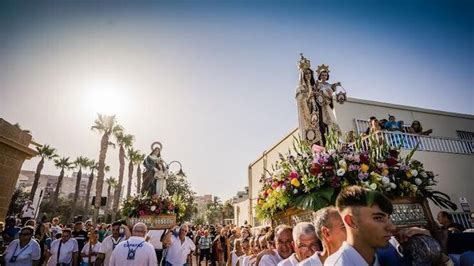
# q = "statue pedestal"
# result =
<box><xmin>127</xmin><ymin>214</ymin><xmax>176</xmax><ymax>230</ymax></box>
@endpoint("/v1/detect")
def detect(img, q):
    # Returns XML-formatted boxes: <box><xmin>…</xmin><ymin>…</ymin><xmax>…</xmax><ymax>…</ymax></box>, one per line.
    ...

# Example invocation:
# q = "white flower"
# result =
<box><xmin>390</xmin><ymin>182</ymin><xmax>397</xmax><ymax>189</ymax></box>
<box><xmin>381</xmin><ymin>176</ymin><xmax>390</xmax><ymax>185</ymax></box>
<box><xmin>410</xmin><ymin>169</ymin><xmax>418</xmax><ymax>177</ymax></box>
<box><xmin>415</xmin><ymin>178</ymin><xmax>422</xmax><ymax>186</ymax></box>
<box><xmin>339</xmin><ymin>159</ymin><xmax>347</xmax><ymax>168</ymax></box>
<box><xmin>420</xmin><ymin>171</ymin><xmax>428</xmax><ymax>178</ymax></box>
<box><xmin>293</xmin><ymin>189</ymin><xmax>298</xmax><ymax>194</ymax></box>
<box><xmin>370</xmin><ymin>183</ymin><xmax>377</xmax><ymax>190</ymax></box>
<box><xmin>150</xmin><ymin>205</ymin><xmax>156</xmax><ymax>211</ymax></box>
<box><xmin>385</xmin><ymin>187</ymin><xmax>391</xmax><ymax>192</ymax></box>
<box><xmin>337</xmin><ymin>168</ymin><xmax>346</xmax><ymax>176</ymax></box>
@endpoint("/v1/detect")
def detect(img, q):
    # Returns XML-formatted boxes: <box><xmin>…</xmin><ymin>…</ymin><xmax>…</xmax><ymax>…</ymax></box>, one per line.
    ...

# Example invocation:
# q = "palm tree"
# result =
<box><xmin>126</xmin><ymin>148</ymin><xmax>140</xmax><ymax>198</ymax></box>
<box><xmin>111</xmin><ymin>131</ymin><xmax>134</xmax><ymax>221</ymax></box>
<box><xmin>83</xmin><ymin>160</ymin><xmax>97</xmax><ymax>214</ymax></box>
<box><xmin>30</xmin><ymin>145</ymin><xmax>57</xmax><ymax>200</ymax></box>
<box><xmin>135</xmin><ymin>152</ymin><xmax>145</xmax><ymax>195</ymax></box>
<box><xmin>52</xmin><ymin>157</ymin><xmax>74</xmax><ymax>202</ymax></box>
<box><xmin>105</xmin><ymin>177</ymin><xmax>117</xmax><ymax>216</ymax></box>
<box><xmin>91</xmin><ymin>114</ymin><xmax>122</xmax><ymax>222</ymax></box>
<box><xmin>71</xmin><ymin>156</ymin><xmax>90</xmax><ymax>219</ymax></box>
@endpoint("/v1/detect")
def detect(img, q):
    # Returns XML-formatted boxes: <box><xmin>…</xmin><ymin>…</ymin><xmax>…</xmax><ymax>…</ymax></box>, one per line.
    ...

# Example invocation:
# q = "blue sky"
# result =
<box><xmin>1</xmin><ymin>0</ymin><xmax>472</xmax><ymax>200</ymax></box>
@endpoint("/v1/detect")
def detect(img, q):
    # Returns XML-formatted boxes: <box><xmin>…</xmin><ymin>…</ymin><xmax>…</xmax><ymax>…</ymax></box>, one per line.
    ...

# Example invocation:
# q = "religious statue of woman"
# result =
<box><xmin>296</xmin><ymin>54</ymin><xmax>323</xmax><ymax>145</ymax></box>
<box><xmin>141</xmin><ymin>142</ymin><xmax>169</xmax><ymax>197</ymax></box>
<box><xmin>312</xmin><ymin>64</ymin><xmax>342</xmax><ymax>136</ymax></box>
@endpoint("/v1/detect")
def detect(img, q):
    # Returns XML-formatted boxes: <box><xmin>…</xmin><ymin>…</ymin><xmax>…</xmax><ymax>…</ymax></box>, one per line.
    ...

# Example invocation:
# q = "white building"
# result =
<box><xmin>231</xmin><ymin>187</ymin><xmax>249</xmax><ymax>226</ymax></box>
<box><xmin>246</xmin><ymin>97</ymin><xmax>474</xmax><ymax>226</ymax></box>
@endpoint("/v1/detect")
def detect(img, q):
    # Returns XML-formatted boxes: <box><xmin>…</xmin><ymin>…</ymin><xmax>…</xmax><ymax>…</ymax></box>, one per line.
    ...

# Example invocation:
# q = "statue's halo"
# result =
<box><xmin>151</xmin><ymin>141</ymin><xmax>163</xmax><ymax>151</ymax></box>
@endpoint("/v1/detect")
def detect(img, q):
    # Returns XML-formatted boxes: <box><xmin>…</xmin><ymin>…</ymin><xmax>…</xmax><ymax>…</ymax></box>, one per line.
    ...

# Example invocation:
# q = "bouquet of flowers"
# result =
<box><xmin>121</xmin><ymin>194</ymin><xmax>178</xmax><ymax>218</ymax></box>
<box><xmin>256</xmin><ymin>133</ymin><xmax>456</xmax><ymax>220</ymax></box>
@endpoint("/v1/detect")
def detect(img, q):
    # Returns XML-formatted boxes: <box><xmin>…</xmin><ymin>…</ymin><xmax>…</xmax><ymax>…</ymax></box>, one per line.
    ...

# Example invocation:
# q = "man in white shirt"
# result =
<box><xmin>50</xmin><ymin>217</ymin><xmax>62</xmax><ymax>238</ymax></box>
<box><xmin>300</xmin><ymin>206</ymin><xmax>346</xmax><ymax>266</ymax></box>
<box><xmin>109</xmin><ymin>222</ymin><xmax>157</xmax><ymax>266</ymax></box>
<box><xmin>47</xmin><ymin>228</ymin><xmax>79</xmax><ymax>266</ymax></box>
<box><xmin>259</xmin><ymin>225</ymin><xmax>293</xmax><ymax>266</ymax></box>
<box><xmin>146</xmin><ymin>229</ymin><xmax>165</xmax><ymax>265</ymax></box>
<box><xmin>96</xmin><ymin>221</ymin><xmax>130</xmax><ymax>266</ymax></box>
<box><xmin>163</xmin><ymin>224</ymin><xmax>196</xmax><ymax>266</ymax></box>
<box><xmin>278</xmin><ymin>222</ymin><xmax>319</xmax><ymax>266</ymax></box>
<box><xmin>324</xmin><ymin>186</ymin><xmax>395</xmax><ymax>266</ymax></box>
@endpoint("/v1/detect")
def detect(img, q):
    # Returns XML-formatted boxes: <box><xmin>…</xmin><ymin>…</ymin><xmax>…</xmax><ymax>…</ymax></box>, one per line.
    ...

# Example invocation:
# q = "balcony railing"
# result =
<box><xmin>357</xmin><ymin>131</ymin><xmax>473</xmax><ymax>155</ymax></box>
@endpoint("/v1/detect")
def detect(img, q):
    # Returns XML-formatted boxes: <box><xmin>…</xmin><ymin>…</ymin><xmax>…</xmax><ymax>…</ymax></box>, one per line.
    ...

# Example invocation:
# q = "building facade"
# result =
<box><xmin>247</xmin><ymin>98</ymin><xmax>474</xmax><ymax>226</ymax></box>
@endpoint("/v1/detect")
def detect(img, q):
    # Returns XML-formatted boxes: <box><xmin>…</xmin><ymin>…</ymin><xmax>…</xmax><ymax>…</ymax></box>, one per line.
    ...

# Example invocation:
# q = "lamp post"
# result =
<box><xmin>167</xmin><ymin>160</ymin><xmax>185</xmax><ymax>179</ymax></box>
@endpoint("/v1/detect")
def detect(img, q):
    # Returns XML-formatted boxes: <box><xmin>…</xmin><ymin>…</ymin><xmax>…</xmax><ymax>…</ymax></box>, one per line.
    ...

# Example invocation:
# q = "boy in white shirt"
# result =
<box><xmin>324</xmin><ymin>186</ymin><xmax>395</xmax><ymax>266</ymax></box>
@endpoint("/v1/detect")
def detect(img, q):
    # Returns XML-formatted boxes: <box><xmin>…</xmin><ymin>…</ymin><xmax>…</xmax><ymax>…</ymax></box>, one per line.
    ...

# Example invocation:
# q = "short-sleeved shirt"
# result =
<box><xmin>259</xmin><ymin>250</ymin><xmax>283</xmax><ymax>266</ymax></box>
<box><xmin>98</xmin><ymin>235</ymin><xmax>126</xmax><ymax>266</ymax></box>
<box><xmin>47</xmin><ymin>238</ymin><xmax>79</xmax><ymax>266</ymax></box>
<box><xmin>109</xmin><ymin>236</ymin><xmax>157</xmax><ymax>266</ymax></box>
<box><xmin>324</xmin><ymin>242</ymin><xmax>380</xmax><ymax>266</ymax></box>
<box><xmin>4</xmin><ymin>239</ymin><xmax>41</xmax><ymax>266</ymax></box>
<box><xmin>146</xmin><ymin>230</ymin><xmax>164</xmax><ymax>250</ymax></box>
<box><xmin>277</xmin><ymin>253</ymin><xmax>300</xmax><ymax>266</ymax></box>
<box><xmin>165</xmin><ymin>235</ymin><xmax>196</xmax><ymax>265</ymax></box>
<box><xmin>81</xmin><ymin>242</ymin><xmax>102</xmax><ymax>263</ymax></box>
<box><xmin>300</xmin><ymin>252</ymin><xmax>323</xmax><ymax>266</ymax></box>
<box><xmin>198</xmin><ymin>236</ymin><xmax>212</xmax><ymax>249</ymax></box>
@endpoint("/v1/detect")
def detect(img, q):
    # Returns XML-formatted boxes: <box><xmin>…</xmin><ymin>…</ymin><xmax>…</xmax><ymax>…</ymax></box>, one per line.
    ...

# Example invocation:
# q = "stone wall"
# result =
<box><xmin>0</xmin><ymin>119</ymin><xmax>37</xmax><ymax>221</ymax></box>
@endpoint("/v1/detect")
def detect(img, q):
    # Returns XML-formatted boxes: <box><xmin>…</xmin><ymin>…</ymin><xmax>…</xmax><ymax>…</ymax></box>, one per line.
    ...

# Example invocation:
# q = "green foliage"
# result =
<box><xmin>7</xmin><ymin>188</ymin><xmax>30</xmax><ymax>217</ymax></box>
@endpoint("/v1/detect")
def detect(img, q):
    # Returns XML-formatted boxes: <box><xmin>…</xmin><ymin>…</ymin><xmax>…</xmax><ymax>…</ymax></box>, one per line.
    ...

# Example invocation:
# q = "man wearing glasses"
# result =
<box><xmin>47</xmin><ymin>228</ymin><xmax>79</xmax><ymax>266</ymax></box>
<box><xmin>277</xmin><ymin>222</ymin><xmax>319</xmax><ymax>266</ymax></box>
<box><xmin>3</xmin><ymin>226</ymin><xmax>41</xmax><ymax>266</ymax></box>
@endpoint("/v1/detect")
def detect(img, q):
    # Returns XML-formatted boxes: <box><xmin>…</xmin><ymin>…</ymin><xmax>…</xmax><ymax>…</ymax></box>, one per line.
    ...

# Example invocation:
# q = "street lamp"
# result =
<box><xmin>167</xmin><ymin>160</ymin><xmax>185</xmax><ymax>179</ymax></box>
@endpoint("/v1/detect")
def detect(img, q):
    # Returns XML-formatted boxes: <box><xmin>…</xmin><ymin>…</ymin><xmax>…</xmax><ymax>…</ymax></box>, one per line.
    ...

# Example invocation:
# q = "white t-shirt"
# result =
<box><xmin>278</xmin><ymin>253</ymin><xmax>300</xmax><ymax>266</ymax></box>
<box><xmin>47</xmin><ymin>238</ymin><xmax>79</xmax><ymax>266</ymax></box>
<box><xmin>50</xmin><ymin>225</ymin><xmax>62</xmax><ymax>237</ymax></box>
<box><xmin>81</xmin><ymin>242</ymin><xmax>102</xmax><ymax>263</ymax></box>
<box><xmin>146</xmin><ymin>230</ymin><xmax>164</xmax><ymax>250</ymax></box>
<box><xmin>324</xmin><ymin>241</ymin><xmax>380</xmax><ymax>266</ymax></box>
<box><xmin>4</xmin><ymin>239</ymin><xmax>41</xmax><ymax>266</ymax></box>
<box><xmin>165</xmin><ymin>235</ymin><xmax>196</xmax><ymax>265</ymax></box>
<box><xmin>259</xmin><ymin>250</ymin><xmax>284</xmax><ymax>266</ymax></box>
<box><xmin>109</xmin><ymin>236</ymin><xmax>157</xmax><ymax>266</ymax></box>
<box><xmin>300</xmin><ymin>251</ymin><xmax>323</xmax><ymax>266</ymax></box>
<box><xmin>98</xmin><ymin>235</ymin><xmax>126</xmax><ymax>266</ymax></box>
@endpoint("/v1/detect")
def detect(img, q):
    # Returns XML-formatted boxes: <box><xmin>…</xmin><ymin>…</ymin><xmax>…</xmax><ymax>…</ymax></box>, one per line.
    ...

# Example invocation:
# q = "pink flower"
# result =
<box><xmin>139</xmin><ymin>210</ymin><xmax>145</xmax><ymax>217</ymax></box>
<box><xmin>312</xmin><ymin>144</ymin><xmax>326</xmax><ymax>154</ymax></box>
<box><xmin>289</xmin><ymin>171</ymin><xmax>299</xmax><ymax>179</ymax></box>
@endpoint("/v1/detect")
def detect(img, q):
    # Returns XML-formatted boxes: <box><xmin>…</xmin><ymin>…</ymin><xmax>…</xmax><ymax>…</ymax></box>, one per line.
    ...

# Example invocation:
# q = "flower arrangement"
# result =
<box><xmin>255</xmin><ymin>133</ymin><xmax>456</xmax><ymax>220</ymax></box>
<box><xmin>121</xmin><ymin>194</ymin><xmax>178</xmax><ymax>218</ymax></box>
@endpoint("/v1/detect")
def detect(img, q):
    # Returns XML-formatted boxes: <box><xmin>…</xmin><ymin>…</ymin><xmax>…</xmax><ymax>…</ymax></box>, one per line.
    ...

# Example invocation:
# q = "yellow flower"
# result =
<box><xmin>258</xmin><ymin>199</ymin><xmax>264</xmax><ymax>205</ymax></box>
<box><xmin>360</xmin><ymin>164</ymin><xmax>369</xmax><ymax>173</ymax></box>
<box><xmin>406</xmin><ymin>171</ymin><xmax>413</xmax><ymax>178</ymax></box>
<box><xmin>266</xmin><ymin>188</ymin><xmax>273</xmax><ymax>195</ymax></box>
<box><xmin>291</xmin><ymin>178</ymin><xmax>301</xmax><ymax>187</ymax></box>
<box><xmin>382</xmin><ymin>169</ymin><xmax>389</xmax><ymax>176</ymax></box>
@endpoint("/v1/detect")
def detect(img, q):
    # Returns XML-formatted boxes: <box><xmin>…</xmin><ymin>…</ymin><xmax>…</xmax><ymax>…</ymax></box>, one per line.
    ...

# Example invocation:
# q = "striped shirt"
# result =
<box><xmin>198</xmin><ymin>237</ymin><xmax>212</xmax><ymax>249</ymax></box>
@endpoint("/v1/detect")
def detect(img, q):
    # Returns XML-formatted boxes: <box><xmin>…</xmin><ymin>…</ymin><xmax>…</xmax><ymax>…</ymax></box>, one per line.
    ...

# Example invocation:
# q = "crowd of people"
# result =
<box><xmin>1</xmin><ymin>185</ymin><xmax>473</xmax><ymax>265</ymax></box>
<box><xmin>363</xmin><ymin>115</ymin><xmax>433</xmax><ymax>137</ymax></box>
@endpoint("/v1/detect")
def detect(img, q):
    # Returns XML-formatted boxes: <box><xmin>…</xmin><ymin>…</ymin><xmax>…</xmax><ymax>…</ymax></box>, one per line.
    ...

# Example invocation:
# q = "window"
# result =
<box><xmin>457</xmin><ymin>131</ymin><xmax>474</xmax><ymax>141</ymax></box>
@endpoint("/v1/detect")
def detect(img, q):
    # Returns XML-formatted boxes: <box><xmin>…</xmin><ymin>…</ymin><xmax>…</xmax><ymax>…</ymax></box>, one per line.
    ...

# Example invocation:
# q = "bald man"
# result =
<box><xmin>109</xmin><ymin>223</ymin><xmax>157</xmax><ymax>266</ymax></box>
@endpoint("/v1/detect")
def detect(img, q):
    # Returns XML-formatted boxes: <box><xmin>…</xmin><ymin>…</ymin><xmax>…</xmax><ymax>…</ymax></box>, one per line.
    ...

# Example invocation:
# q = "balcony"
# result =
<box><xmin>356</xmin><ymin>131</ymin><xmax>473</xmax><ymax>155</ymax></box>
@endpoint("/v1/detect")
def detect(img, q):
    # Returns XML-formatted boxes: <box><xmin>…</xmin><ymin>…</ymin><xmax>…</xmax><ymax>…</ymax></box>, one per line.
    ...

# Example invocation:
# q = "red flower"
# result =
<box><xmin>360</xmin><ymin>154</ymin><xmax>369</xmax><ymax>164</ymax></box>
<box><xmin>386</xmin><ymin>157</ymin><xmax>398</xmax><ymax>167</ymax></box>
<box><xmin>138</xmin><ymin>210</ymin><xmax>145</xmax><ymax>217</ymax></box>
<box><xmin>389</xmin><ymin>149</ymin><xmax>399</xmax><ymax>158</ymax></box>
<box><xmin>310</xmin><ymin>163</ymin><xmax>322</xmax><ymax>175</ymax></box>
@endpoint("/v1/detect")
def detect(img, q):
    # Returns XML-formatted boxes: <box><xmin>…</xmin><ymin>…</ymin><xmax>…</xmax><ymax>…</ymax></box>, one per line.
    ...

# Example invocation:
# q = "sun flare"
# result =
<box><xmin>83</xmin><ymin>80</ymin><xmax>127</xmax><ymax>116</ymax></box>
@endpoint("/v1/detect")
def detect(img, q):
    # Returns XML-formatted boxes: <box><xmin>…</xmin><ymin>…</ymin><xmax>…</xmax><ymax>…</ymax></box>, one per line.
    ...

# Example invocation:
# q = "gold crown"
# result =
<box><xmin>316</xmin><ymin>64</ymin><xmax>330</xmax><ymax>74</ymax></box>
<box><xmin>298</xmin><ymin>53</ymin><xmax>311</xmax><ymax>70</ymax></box>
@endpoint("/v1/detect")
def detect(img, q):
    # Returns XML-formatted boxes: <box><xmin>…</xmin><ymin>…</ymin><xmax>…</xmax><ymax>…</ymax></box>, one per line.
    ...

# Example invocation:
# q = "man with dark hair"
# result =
<box><xmin>47</xmin><ymin>228</ymin><xmax>79</xmax><ymax>266</ymax></box>
<box><xmin>325</xmin><ymin>186</ymin><xmax>395</xmax><ymax>265</ymax></box>
<box><xmin>437</xmin><ymin>211</ymin><xmax>465</xmax><ymax>233</ymax></box>
<box><xmin>96</xmin><ymin>221</ymin><xmax>130</xmax><ymax>266</ymax></box>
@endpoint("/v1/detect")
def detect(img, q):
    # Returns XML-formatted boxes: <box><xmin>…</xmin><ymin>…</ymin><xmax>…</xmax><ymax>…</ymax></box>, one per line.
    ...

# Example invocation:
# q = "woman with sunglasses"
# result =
<box><xmin>3</xmin><ymin>226</ymin><xmax>41</xmax><ymax>266</ymax></box>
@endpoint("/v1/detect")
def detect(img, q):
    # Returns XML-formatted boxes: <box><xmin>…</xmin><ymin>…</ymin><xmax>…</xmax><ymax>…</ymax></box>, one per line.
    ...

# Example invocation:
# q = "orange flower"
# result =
<box><xmin>291</xmin><ymin>178</ymin><xmax>301</xmax><ymax>187</ymax></box>
<box><xmin>360</xmin><ymin>164</ymin><xmax>369</xmax><ymax>173</ymax></box>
